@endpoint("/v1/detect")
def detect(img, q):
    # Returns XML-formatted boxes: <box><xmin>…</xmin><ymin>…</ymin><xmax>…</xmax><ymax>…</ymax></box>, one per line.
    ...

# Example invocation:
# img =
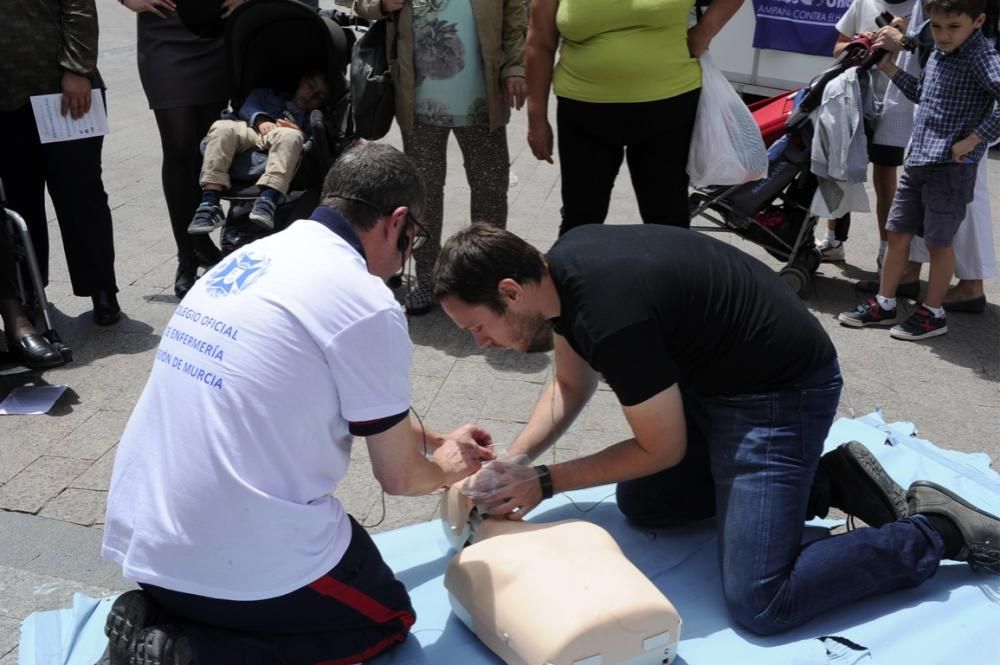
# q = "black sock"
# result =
<box><xmin>200</xmin><ymin>190</ymin><xmax>221</xmax><ymax>207</ymax></box>
<box><xmin>258</xmin><ymin>186</ymin><xmax>281</xmax><ymax>202</ymax></box>
<box><xmin>924</xmin><ymin>513</ymin><xmax>964</xmax><ymax>559</ymax></box>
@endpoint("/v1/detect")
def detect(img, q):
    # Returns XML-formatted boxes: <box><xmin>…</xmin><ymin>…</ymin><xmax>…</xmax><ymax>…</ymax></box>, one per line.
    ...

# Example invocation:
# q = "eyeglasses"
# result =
<box><xmin>332</xmin><ymin>195</ymin><xmax>428</xmax><ymax>252</ymax></box>
<box><xmin>405</xmin><ymin>211</ymin><xmax>430</xmax><ymax>251</ymax></box>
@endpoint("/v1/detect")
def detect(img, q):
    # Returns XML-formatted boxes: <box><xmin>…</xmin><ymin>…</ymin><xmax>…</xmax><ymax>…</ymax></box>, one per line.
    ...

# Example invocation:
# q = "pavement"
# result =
<box><xmin>0</xmin><ymin>3</ymin><xmax>997</xmax><ymax>661</ymax></box>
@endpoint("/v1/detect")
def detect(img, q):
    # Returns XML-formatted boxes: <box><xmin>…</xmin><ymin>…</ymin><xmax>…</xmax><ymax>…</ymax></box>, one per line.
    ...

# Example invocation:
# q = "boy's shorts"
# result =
<box><xmin>885</xmin><ymin>163</ymin><xmax>977</xmax><ymax>248</ymax></box>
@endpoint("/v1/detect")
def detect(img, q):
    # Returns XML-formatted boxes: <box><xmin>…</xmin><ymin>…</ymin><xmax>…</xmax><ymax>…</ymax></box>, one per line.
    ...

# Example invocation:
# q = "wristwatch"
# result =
<box><xmin>534</xmin><ymin>464</ymin><xmax>554</xmax><ymax>500</ymax></box>
<box><xmin>899</xmin><ymin>35</ymin><xmax>916</xmax><ymax>52</ymax></box>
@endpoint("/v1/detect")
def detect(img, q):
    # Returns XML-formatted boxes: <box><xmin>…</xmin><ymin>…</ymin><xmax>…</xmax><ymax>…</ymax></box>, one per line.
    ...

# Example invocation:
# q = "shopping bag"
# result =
<box><xmin>351</xmin><ymin>18</ymin><xmax>396</xmax><ymax>140</ymax></box>
<box><xmin>687</xmin><ymin>53</ymin><xmax>768</xmax><ymax>187</ymax></box>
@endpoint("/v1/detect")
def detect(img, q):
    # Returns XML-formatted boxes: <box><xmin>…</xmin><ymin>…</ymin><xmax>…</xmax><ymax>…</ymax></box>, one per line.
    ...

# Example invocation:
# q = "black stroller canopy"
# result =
<box><xmin>225</xmin><ymin>0</ymin><xmax>349</xmax><ymax>112</ymax></box>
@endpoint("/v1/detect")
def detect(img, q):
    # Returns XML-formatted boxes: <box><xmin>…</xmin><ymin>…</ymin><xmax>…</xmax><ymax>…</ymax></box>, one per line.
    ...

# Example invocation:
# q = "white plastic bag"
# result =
<box><xmin>687</xmin><ymin>53</ymin><xmax>768</xmax><ymax>187</ymax></box>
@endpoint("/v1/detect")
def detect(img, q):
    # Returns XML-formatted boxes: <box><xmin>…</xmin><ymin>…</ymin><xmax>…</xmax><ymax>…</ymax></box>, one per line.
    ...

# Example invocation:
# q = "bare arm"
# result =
<box><xmin>688</xmin><ymin>0</ymin><xmax>744</xmax><ymax>58</ymax></box>
<box><xmin>366</xmin><ymin>415</ymin><xmax>494</xmax><ymax>496</ymax></box>
<box><xmin>508</xmin><ymin>334</ymin><xmax>598</xmax><ymax>461</ymax></box>
<box><xmin>832</xmin><ymin>34</ymin><xmax>852</xmax><ymax>58</ymax></box>
<box><xmin>526</xmin><ymin>0</ymin><xmax>559</xmax><ymax>162</ymax></box>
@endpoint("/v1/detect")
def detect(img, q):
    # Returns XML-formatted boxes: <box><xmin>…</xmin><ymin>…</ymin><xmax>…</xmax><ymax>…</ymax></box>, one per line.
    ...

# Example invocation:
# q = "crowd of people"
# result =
<box><xmin>1</xmin><ymin>0</ymin><xmax>998</xmax><ymax>664</ymax></box>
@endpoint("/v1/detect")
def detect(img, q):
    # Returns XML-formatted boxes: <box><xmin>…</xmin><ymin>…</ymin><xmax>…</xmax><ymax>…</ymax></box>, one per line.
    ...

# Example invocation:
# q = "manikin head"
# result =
<box><xmin>433</xmin><ymin>225</ymin><xmax>555</xmax><ymax>353</ymax></box>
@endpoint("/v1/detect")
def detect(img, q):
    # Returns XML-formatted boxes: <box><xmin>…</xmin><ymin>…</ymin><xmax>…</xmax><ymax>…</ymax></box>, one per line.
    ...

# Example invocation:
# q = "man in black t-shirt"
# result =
<box><xmin>433</xmin><ymin>224</ymin><xmax>1000</xmax><ymax>636</ymax></box>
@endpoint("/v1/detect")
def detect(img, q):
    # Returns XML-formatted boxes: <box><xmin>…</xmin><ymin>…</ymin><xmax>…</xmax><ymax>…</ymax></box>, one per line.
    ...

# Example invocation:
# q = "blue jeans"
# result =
<box><xmin>617</xmin><ymin>360</ymin><xmax>944</xmax><ymax>635</ymax></box>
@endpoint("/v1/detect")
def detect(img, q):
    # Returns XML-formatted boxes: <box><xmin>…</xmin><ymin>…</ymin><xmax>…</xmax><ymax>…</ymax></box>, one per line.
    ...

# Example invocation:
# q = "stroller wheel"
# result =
<box><xmin>780</xmin><ymin>265</ymin><xmax>811</xmax><ymax>297</ymax></box>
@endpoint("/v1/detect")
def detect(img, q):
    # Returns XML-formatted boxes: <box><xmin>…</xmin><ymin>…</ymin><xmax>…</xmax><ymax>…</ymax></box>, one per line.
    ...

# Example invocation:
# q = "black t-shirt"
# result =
<box><xmin>547</xmin><ymin>225</ymin><xmax>837</xmax><ymax>406</ymax></box>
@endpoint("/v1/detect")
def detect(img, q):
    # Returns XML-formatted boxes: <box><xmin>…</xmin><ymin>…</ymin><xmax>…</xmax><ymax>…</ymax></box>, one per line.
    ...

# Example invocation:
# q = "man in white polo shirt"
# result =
<box><xmin>100</xmin><ymin>143</ymin><xmax>495</xmax><ymax>665</ymax></box>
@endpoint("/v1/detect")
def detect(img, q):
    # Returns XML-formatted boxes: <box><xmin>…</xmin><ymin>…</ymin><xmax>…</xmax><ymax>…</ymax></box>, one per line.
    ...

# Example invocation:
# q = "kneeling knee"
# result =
<box><xmin>725</xmin><ymin>591</ymin><xmax>789</xmax><ymax>636</ymax></box>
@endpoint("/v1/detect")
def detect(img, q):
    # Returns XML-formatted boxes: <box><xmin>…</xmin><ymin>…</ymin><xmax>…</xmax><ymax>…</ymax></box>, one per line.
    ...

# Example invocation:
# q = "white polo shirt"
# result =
<box><xmin>102</xmin><ymin>211</ymin><xmax>412</xmax><ymax>601</ymax></box>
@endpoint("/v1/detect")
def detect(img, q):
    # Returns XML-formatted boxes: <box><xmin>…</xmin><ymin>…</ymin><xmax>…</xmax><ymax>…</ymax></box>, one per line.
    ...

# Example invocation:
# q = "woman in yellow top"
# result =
<box><xmin>526</xmin><ymin>0</ymin><xmax>744</xmax><ymax>235</ymax></box>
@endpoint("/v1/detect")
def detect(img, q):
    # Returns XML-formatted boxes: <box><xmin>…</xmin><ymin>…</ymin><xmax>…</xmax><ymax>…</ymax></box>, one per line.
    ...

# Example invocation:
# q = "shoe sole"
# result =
<box><xmin>889</xmin><ymin>325</ymin><xmax>948</xmax><ymax>340</ymax></box>
<box><xmin>838</xmin><ymin>313</ymin><xmax>899</xmax><ymax>328</ymax></box>
<box><xmin>105</xmin><ymin>590</ymin><xmax>153</xmax><ymax>664</ymax></box>
<box><xmin>186</xmin><ymin>222</ymin><xmax>221</xmax><ymax>235</ymax></box>
<box><xmin>832</xmin><ymin>442</ymin><xmax>908</xmax><ymax>526</ymax></box>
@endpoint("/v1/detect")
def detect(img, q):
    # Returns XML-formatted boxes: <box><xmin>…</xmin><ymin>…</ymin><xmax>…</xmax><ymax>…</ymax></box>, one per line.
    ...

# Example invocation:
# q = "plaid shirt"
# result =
<box><xmin>0</xmin><ymin>0</ymin><xmax>103</xmax><ymax>112</ymax></box>
<box><xmin>891</xmin><ymin>29</ymin><xmax>1000</xmax><ymax>166</ymax></box>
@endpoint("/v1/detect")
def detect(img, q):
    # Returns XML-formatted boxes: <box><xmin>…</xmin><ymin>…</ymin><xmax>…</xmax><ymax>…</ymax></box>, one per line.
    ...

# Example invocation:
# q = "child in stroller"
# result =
<box><xmin>186</xmin><ymin>0</ymin><xmax>354</xmax><ymax>259</ymax></box>
<box><xmin>188</xmin><ymin>70</ymin><xmax>332</xmax><ymax>234</ymax></box>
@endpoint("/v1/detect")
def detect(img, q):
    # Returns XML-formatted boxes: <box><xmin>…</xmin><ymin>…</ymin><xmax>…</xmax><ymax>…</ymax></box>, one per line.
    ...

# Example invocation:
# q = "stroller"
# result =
<box><xmin>0</xmin><ymin>178</ymin><xmax>72</xmax><ymax>368</ymax></box>
<box><xmin>214</xmin><ymin>0</ymin><xmax>356</xmax><ymax>255</ymax></box>
<box><xmin>689</xmin><ymin>34</ymin><xmax>887</xmax><ymax>296</ymax></box>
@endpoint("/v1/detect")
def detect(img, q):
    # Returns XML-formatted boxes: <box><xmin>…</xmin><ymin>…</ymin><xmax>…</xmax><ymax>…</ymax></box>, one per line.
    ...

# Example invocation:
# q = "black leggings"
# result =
<box><xmin>556</xmin><ymin>89</ymin><xmax>700</xmax><ymax>236</ymax></box>
<box><xmin>153</xmin><ymin>103</ymin><xmax>227</xmax><ymax>263</ymax></box>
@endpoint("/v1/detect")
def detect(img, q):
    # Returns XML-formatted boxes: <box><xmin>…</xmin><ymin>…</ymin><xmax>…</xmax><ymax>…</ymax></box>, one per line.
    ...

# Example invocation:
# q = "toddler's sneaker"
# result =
<box><xmin>187</xmin><ymin>203</ymin><xmax>225</xmax><ymax>235</ymax></box>
<box><xmin>249</xmin><ymin>195</ymin><xmax>277</xmax><ymax>230</ymax></box>
<box><xmin>838</xmin><ymin>297</ymin><xmax>898</xmax><ymax>327</ymax></box>
<box><xmin>815</xmin><ymin>238</ymin><xmax>845</xmax><ymax>263</ymax></box>
<box><xmin>890</xmin><ymin>306</ymin><xmax>947</xmax><ymax>340</ymax></box>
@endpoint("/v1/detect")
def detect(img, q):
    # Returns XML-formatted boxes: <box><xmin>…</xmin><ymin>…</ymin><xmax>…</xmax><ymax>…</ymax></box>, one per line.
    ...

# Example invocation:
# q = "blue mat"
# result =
<box><xmin>20</xmin><ymin>413</ymin><xmax>1000</xmax><ymax>664</ymax></box>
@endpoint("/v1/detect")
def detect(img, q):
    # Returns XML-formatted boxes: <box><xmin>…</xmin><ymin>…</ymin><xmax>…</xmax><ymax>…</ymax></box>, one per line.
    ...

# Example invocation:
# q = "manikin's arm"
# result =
<box><xmin>367</xmin><ymin>416</ymin><xmax>494</xmax><ymax>496</ymax></box>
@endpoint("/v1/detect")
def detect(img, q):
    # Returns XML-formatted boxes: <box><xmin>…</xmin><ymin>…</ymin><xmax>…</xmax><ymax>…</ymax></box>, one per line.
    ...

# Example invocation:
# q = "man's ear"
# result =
<box><xmin>497</xmin><ymin>278</ymin><xmax>522</xmax><ymax>303</ymax></box>
<box><xmin>974</xmin><ymin>12</ymin><xmax>986</xmax><ymax>29</ymax></box>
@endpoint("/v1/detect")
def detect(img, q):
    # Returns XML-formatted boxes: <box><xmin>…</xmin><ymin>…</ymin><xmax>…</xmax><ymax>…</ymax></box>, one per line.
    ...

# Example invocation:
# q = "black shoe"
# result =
<box><xmin>131</xmin><ymin>625</ymin><xmax>192</xmax><ymax>665</ymax></box>
<box><xmin>174</xmin><ymin>260</ymin><xmax>197</xmax><ymax>300</ymax></box>
<box><xmin>7</xmin><ymin>333</ymin><xmax>63</xmax><ymax>368</ymax></box>
<box><xmin>104</xmin><ymin>590</ymin><xmax>156</xmax><ymax>665</ymax></box>
<box><xmin>92</xmin><ymin>291</ymin><xmax>122</xmax><ymax>326</ymax></box>
<box><xmin>819</xmin><ymin>441</ymin><xmax>907</xmax><ymax>527</ymax></box>
<box><xmin>908</xmin><ymin>480</ymin><xmax>1000</xmax><ymax>574</ymax></box>
<box><xmin>943</xmin><ymin>294</ymin><xmax>987</xmax><ymax>314</ymax></box>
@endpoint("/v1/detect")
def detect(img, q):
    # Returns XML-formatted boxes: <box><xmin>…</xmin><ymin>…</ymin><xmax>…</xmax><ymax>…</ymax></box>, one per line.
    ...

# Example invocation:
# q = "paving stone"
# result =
<box><xmin>69</xmin><ymin>447</ymin><xmax>117</xmax><ymax>492</ymax></box>
<box><xmin>38</xmin><ymin>489</ymin><xmax>108</xmax><ymax>527</ymax></box>
<box><xmin>51</xmin><ymin>410</ymin><xmax>129</xmax><ymax>461</ymax></box>
<box><xmin>0</xmin><ymin>456</ymin><xmax>92</xmax><ymax>514</ymax></box>
<box><xmin>0</xmin><ymin>565</ymin><xmax>113</xmax><ymax>623</ymax></box>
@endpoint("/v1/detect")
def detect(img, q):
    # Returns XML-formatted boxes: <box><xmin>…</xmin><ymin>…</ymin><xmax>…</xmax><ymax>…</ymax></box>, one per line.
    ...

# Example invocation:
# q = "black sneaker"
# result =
<box><xmin>131</xmin><ymin>625</ymin><xmax>193</xmax><ymax>665</ymax></box>
<box><xmin>838</xmin><ymin>297</ymin><xmax>898</xmax><ymax>327</ymax></box>
<box><xmin>908</xmin><ymin>480</ymin><xmax>1000</xmax><ymax>574</ymax></box>
<box><xmin>188</xmin><ymin>203</ymin><xmax>225</xmax><ymax>235</ymax></box>
<box><xmin>819</xmin><ymin>441</ymin><xmax>907</xmax><ymax>527</ymax></box>
<box><xmin>248</xmin><ymin>195</ymin><xmax>277</xmax><ymax>230</ymax></box>
<box><xmin>104</xmin><ymin>590</ymin><xmax>156</xmax><ymax>665</ymax></box>
<box><xmin>890</xmin><ymin>306</ymin><xmax>947</xmax><ymax>340</ymax></box>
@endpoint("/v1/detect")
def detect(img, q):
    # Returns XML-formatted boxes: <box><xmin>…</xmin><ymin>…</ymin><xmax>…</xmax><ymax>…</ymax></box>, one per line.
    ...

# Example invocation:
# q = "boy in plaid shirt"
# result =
<box><xmin>839</xmin><ymin>0</ymin><xmax>1000</xmax><ymax>339</ymax></box>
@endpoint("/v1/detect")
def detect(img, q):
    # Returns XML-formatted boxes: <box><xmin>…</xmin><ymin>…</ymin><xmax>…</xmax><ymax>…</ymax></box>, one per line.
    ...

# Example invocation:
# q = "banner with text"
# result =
<box><xmin>752</xmin><ymin>0</ymin><xmax>852</xmax><ymax>56</ymax></box>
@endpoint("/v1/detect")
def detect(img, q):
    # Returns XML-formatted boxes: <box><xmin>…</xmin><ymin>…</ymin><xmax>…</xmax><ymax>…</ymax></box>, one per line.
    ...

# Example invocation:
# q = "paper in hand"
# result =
<box><xmin>30</xmin><ymin>91</ymin><xmax>109</xmax><ymax>144</ymax></box>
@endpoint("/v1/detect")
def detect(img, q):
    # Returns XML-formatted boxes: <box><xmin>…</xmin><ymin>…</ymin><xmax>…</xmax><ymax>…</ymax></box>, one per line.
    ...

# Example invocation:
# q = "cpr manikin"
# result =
<box><xmin>440</xmin><ymin>478</ymin><xmax>683</xmax><ymax>665</ymax></box>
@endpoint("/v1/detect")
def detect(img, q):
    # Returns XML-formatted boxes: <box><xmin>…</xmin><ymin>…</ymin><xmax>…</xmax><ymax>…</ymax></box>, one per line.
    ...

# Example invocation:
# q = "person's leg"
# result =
<box><xmin>947</xmin><ymin>156</ymin><xmax>994</xmax><ymax>305</ymax></box>
<box><xmin>401</xmin><ymin>123</ymin><xmax>450</xmax><ymax>311</ymax></box>
<box><xmin>623</xmin><ymin>89</ymin><xmax>700</xmax><ymax>229</ymax></box>
<box><xmin>872</xmin><ymin>163</ymin><xmax>897</xmax><ymax>243</ymax></box>
<box><xmin>255</xmin><ymin>126</ymin><xmax>305</xmax><ymax>196</ymax></box>
<box><xmin>696</xmin><ymin>361</ymin><xmax>943</xmax><ymax>635</ymax></box>
<box><xmin>616</xmin><ymin>393</ymin><xmax>716</xmax><ymax>526</ymax></box>
<box><xmin>153</xmin><ymin>103</ymin><xmax>227</xmax><ymax>297</ymax></box>
<box><xmin>817</xmin><ymin>215</ymin><xmax>848</xmax><ymax>262</ymax></box>
<box><xmin>199</xmin><ymin>119</ymin><xmax>259</xmax><ymax>192</ymax></box>
<box><xmin>924</xmin><ymin>244</ymin><xmax>955</xmax><ymax>309</ymax></box>
<box><xmin>137</xmin><ymin>517</ymin><xmax>414</xmax><ymax>664</ymax></box>
<box><xmin>878</xmin><ymin>166</ymin><xmax>923</xmax><ymax>301</ymax></box>
<box><xmin>41</xmin><ymin>133</ymin><xmax>118</xmax><ymax>298</ymax></box>
<box><xmin>453</xmin><ymin>124</ymin><xmax>510</xmax><ymax>228</ymax></box>
<box><xmin>0</xmin><ymin>105</ymin><xmax>50</xmax><ymax>283</ymax></box>
<box><xmin>556</xmin><ymin>97</ymin><xmax>626</xmax><ymax>235</ymax></box>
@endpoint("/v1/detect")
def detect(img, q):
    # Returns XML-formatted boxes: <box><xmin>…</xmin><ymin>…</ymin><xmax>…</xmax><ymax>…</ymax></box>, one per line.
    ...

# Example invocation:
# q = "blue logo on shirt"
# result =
<box><xmin>205</xmin><ymin>252</ymin><xmax>271</xmax><ymax>297</ymax></box>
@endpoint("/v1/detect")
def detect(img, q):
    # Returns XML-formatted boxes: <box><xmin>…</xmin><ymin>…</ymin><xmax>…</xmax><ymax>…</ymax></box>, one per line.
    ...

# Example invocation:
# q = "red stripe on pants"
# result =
<box><xmin>309</xmin><ymin>576</ymin><xmax>414</xmax><ymax>627</ymax></box>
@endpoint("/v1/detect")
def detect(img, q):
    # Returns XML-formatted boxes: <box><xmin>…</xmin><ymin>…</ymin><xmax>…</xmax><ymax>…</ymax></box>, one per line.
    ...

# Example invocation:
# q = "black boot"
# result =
<box><xmin>174</xmin><ymin>259</ymin><xmax>198</xmax><ymax>300</ymax></box>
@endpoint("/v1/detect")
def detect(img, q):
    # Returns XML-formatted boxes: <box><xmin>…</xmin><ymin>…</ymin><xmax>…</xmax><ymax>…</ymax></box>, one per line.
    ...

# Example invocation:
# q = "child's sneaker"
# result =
<box><xmin>838</xmin><ymin>297</ymin><xmax>898</xmax><ymax>327</ymax></box>
<box><xmin>815</xmin><ymin>238</ymin><xmax>845</xmax><ymax>263</ymax></box>
<box><xmin>890</xmin><ymin>306</ymin><xmax>947</xmax><ymax>340</ymax></box>
<box><xmin>187</xmin><ymin>203</ymin><xmax>225</xmax><ymax>235</ymax></box>
<box><xmin>249</xmin><ymin>195</ymin><xmax>277</xmax><ymax>230</ymax></box>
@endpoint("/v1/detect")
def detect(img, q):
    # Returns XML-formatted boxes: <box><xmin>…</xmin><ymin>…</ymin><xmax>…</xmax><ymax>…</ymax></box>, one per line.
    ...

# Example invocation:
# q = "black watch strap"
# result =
<box><xmin>534</xmin><ymin>464</ymin><xmax>554</xmax><ymax>500</ymax></box>
<box><xmin>900</xmin><ymin>35</ymin><xmax>915</xmax><ymax>52</ymax></box>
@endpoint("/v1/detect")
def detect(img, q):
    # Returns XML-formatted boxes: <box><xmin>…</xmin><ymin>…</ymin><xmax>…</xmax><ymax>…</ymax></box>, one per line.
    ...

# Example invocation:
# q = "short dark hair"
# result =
<box><xmin>320</xmin><ymin>142</ymin><xmax>424</xmax><ymax>230</ymax></box>
<box><xmin>923</xmin><ymin>0</ymin><xmax>986</xmax><ymax>18</ymax></box>
<box><xmin>432</xmin><ymin>224</ymin><xmax>546</xmax><ymax>313</ymax></box>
